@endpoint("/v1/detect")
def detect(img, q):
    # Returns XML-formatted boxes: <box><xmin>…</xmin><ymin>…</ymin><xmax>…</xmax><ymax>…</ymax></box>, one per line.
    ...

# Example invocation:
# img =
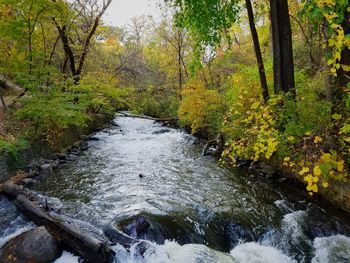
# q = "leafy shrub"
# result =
<box><xmin>179</xmin><ymin>81</ymin><xmax>227</xmax><ymax>136</ymax></box>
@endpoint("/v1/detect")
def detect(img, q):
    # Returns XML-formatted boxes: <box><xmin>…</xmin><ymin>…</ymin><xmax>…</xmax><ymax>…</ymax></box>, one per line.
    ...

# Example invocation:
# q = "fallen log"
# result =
<box><xmin>0</xmin><ymin>183</ymin><xmax>134</xmax><ymax>262</ymax></box>
<box><xmin>117</xmin><ymin>112</ymin><xmax>178</xmax><ymax>123</ymax></box>
<box><xmin>13</xmin><ymin>194</ymin><xmax>115</xmax><ymax>263</ymax></box>
<box><xmin>0</xmin><ymin>74</ymin><xmax>25</xmax><ymax>94</ymax></box>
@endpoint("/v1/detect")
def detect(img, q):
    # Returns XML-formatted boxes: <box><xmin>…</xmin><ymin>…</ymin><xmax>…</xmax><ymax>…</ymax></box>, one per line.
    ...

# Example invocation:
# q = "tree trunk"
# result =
<box><xmin>178</xmin><ymin>31</ymin><xmax>183</xmax><ymax>101</ymax></box>
<box><xmin>336</xmin><ymin>6</ymin><xmax>350</xmax><ymax>91</ymax></box>
<box><xmin>246</xmin><ymin>0</ymin><xmax>269</xmax><ymax>102</ymax></box>
<box><xmin>270</xmin><ymin>0</ymin><xmax>296</xmax><ymax>98</ymax></box>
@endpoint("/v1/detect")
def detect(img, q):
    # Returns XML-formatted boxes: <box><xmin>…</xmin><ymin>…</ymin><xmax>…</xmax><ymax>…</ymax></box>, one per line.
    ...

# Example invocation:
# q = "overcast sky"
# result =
<box><xmin>104</xmin><ymin>0</ymin><xmax>162</xmax><ymax>27</ymax></box>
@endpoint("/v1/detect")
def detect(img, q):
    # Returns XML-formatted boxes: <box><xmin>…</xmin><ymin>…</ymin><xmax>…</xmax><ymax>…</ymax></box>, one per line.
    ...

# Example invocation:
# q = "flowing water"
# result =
<box><xmin>1</xmin><ymin>116</ymin><xmax>350</xmax><ymax>262</ymax></box>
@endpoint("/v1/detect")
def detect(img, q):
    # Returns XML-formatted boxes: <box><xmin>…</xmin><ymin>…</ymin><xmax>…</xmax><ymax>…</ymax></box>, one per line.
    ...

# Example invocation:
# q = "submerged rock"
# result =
<box><xmin>0</xmin><ymin>226</ymin><xmax>62</xmax><ymax>263</ymax></box>
<box><xmin>152</xmin><ymin>129</ymin><xmax>171</xmax><ymax>135</ymax></box>
<box><xmin>119</xmin><ymin>215</ymin><xmax>151</xmax><ymax>237</ymax></box>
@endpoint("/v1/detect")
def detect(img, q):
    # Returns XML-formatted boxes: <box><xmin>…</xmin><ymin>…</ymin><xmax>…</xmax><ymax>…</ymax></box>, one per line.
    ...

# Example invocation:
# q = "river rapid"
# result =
<box><xmin>1</xmin><ymin>116</ymin><xmax>350</xmax><ymax>262</ymax></box>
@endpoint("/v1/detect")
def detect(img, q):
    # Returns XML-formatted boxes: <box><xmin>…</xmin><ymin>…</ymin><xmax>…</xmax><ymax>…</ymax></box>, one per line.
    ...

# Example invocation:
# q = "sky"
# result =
<box><xmin>104</xmin><ymin>0</ymin><xmax>162</xmax><ymax>27</ymax></box>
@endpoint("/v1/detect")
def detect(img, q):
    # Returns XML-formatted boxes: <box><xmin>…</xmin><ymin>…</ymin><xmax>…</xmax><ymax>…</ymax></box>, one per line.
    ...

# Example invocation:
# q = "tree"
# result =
<box><xmin>302</xmin><ymin>0</ymin><xmax>350</xmax><ymax>107</ymax></box>
<box><xmin>270</xmin><ymin>0</ymin><xmax>296</xmax><ymax>97</ymax></box>
<box><xmin>166</xmin><ymin>0</ymin><xmax>270</xmax><ymax>101</ymax></box>
<box><xmin>52</xmin><ymin>0</ymin><xmax>112</xmax><ymax>82</ymax></box>
<box><xmin>152</xmin><ymin>8</ymin><xmax>190</xmax><ymax>101</ymax></box>
<box><xmin>246</xmin><ymin>0</ymin><xmax>269</xmax><ymax>102</ymax></box>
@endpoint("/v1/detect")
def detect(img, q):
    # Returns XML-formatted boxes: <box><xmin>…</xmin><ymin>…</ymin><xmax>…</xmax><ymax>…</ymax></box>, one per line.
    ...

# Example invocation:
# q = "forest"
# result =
<box><xmin>0</xmin><ymin>0</ymin><xmax>350</xmax><ymax>262</ymax></box>
<box><xmin>1</xmin><ymin>0</ymin><xmax>349</xmax><ymax>195</ymax></box>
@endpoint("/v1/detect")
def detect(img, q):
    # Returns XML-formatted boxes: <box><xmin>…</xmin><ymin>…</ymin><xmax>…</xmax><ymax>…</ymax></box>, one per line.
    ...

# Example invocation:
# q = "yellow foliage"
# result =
<box><xmin>178</xmin><ymin>81</ymin><xmax>224</xmax><ymax>134</ymax></box>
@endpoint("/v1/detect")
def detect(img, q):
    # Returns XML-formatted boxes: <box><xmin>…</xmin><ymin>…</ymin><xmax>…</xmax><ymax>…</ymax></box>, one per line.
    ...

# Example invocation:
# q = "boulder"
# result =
<box><xmin>118</xmin><ymin>215</ymin><xmax>151</xmax><ymax>238</ymax></box>
<box><xmin>0</xmin><ymin>226</ymin><xmax>62</xmax><ymax>263</ymax></box>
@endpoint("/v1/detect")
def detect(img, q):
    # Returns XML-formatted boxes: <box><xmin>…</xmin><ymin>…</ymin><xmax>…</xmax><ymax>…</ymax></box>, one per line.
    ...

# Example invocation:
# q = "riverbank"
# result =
<box><xmin>0</xmin><ymin>113</ymin><xmax>113</xmax><ymax>183</ymax></box>
<box><xmin>191</xmin><ymin>127</ymin><xmax>350</xmax><ymax>215</ymax></box>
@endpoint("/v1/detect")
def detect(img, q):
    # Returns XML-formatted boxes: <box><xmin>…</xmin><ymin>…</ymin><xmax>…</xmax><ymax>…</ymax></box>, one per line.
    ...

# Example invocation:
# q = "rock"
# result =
<box><xmin>51</xmin><ymin>160</ymin><xmax>59</xmax><ymax>169</ymax></box>
<box><xmin>152</xmin><ymin>129</ymin><xmax>171</xmax><ymax>135</ymax></box>
<box><xmin>28</xmin><ymin>169</ymin><xmax>39</xmax><ymax>178</ymax></box>
<box><xmin>80</xmin><ymin>135</ymin><xmax>89</xmax><ymax>141</ymax></box>
<box><xmin>26</xmin><ymin>160</ymin><xmax>40</xmax><ymax>171</ymax></box>
<box><xmin>80</xmin><ymin>141</ymin><xmax>88</xmax><ymax>151</ymax></box>
<box><xmin>261</xmin><ymin>164</ymin><xmax>275</xmax><ymax>177</ymax></box>
<box><xmin>40</xmin><ymin>163</ymin><xmax>53</xmax><ymax>176</ymax></box>
<box><xmin>56</xmin><ymin>153</ymin><xmax>67</xmax><ymax>160</ymax></box>
<box><xmin>66</xmin><ymin>154</ymin><xmax>78</xmax><ymax>161</ymax></box>
<box><xmin>278</xmin><ymin>177</ymin><xmax>287</xmax><ymax>183</ymax></box>
<box><xmin>248</xmin><ymin>162</ymin><xmax>258</xmax><ymax>171</ymax></box>
<box><xmin>70</xmin><ymin>148</ymin><xmax>81</xmax><ymax>155</ymax></box>
<box><xmin>58</xmin><ymin>159</ymin><xmax>67</xmax><ymax>165</ymax></box>
<box><xmin>119</xmin><ymin>215</ymin><xmax>151</xmax><ymax>238</ymax></box>
<box><xmin>22</xmin><ymin>178</ymin><xmax>37</xmax><ymax>185</ymax></box>
<box><xmin>38</xmin><ymin>158</ymin><xmax>52</xmax><ymax>165</ymax></box>
<box><xmin>0</xmin><ymin>226</ymin><xmax>62</xmax><ymax>263</ymax></box>
<box><xmin>89</xmin><ymin>136</ymin><xmax>100</xmax><ymax>141</ymax></box>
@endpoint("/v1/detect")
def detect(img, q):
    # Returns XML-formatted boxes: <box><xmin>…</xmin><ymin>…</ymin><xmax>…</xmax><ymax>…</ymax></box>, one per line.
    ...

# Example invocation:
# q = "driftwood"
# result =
<box><xmin>0</xmin><ymin>74</ymin><xmax>26</xmax><ymax>110</ymax></box>
<box><xmin>0</xmin><ymin>182</ymin><xmax>144</xmax><ymax>262</ymax></box>
<box><xmin>118</xmin><ymin>112</ymin><xmax>178</xmax><ymax>125</ymax></box>
<box><xmin>0</xmin><ymin>74</ymin><xmax>25</xmax><ymax>94</ymax></box>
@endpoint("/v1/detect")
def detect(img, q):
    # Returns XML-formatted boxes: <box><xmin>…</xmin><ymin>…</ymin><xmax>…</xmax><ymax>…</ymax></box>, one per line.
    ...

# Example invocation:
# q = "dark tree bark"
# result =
<box><xmin>178</xmin><ymin>30</ymin><xmax>183</xmax><ymax>101</ymax></box>
<box><xmin>337</xmin><ymin>7</ymin><xmax>350</xmax><ymax>88</ymax></box>
<box><xmin>52</xmin><ymin>0</ymin><xmax>112</xmax><ymax>82</ymax></box>
<box><xmin>333</xmin><ymin>5</ymin><xmax>350</xmax><ymax>112</ymax></box>
<box><xmin>246</xmin><ymin>0</ymin><xmax>269</xmax><ymax>102</ymax></box>
<box><xmin>270</xmin><ymin>0</ymin><xmax>296</xmax><ymax>98</ymax></box>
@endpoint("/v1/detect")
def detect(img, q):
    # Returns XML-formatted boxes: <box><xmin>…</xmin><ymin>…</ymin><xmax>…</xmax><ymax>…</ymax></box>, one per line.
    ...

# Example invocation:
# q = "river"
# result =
<box><xmin>1</xmin><ymin>116</ymin><xmax>350</xmax><ymax>262</ymax></box>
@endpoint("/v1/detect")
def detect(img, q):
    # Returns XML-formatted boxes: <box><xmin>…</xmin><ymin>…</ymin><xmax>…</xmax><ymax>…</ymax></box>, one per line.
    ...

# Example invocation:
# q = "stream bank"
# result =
<box><xmin>0</xmin><ymin>114</ymin><xmax>113</xmax><ymax>183</ymax></box>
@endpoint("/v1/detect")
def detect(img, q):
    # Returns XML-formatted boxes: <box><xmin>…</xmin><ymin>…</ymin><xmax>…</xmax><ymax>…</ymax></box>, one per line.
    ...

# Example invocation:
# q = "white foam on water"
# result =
<box><xmin>311</xmin><ymin>235</ymin><xmax>350</xmax><ymax>263</ymax></box>
<box><xmin>114</xmin><ymin>240</ymin><xmax>294</xmax><ymax>263</ymax></box>
<box><xmin>282</xmin><ymin>210</ymin><xmax>309</xmax><ymax>243</ymax></box>
<box><xmin>54</xmin><ymin>251</ymin><xmax>79</xmax><ymax>263</ymax></box>
<box><xmin>230</xmin><ymin>242</ymin><xmax>295</xmax><ymax>263</ymax></box>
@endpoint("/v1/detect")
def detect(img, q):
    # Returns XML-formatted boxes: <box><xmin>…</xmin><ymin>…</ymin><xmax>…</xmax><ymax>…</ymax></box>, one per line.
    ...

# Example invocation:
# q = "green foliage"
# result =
<box><xmin>14</xmin><ymin>73</ymin><xmax>127</xmax><ymax>147</ymax></box>
<box><xmin>0</xmin><ymin>137</ymin><xmax>28</xmax><ymax>160</ymax></box>
<box><xmin>169</xmin><ymin>0</ymin><xmax>240</xmax><ymax>46</ymax></box>
<box><xmin>301</xmin><ymin>0</ymin><xmax>350</xmax><ymax>75</ymax></box>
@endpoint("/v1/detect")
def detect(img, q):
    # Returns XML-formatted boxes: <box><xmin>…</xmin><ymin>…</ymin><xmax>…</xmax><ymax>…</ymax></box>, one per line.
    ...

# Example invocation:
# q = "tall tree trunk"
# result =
<box><xmin>334</xmin><ymin>5</ymin><xmax>350</xmax><ymax>111</ymax></box>
<box><xmin>246</xmin><ymin>0</ymin><xmax>269</xmax><ymax>102</ymax></box>
<box><xmin>178</xmin><ymin>39</ymin><xmax>183</xmax><ymax>101</ymax></box>
<box><xmin>270</xmin><ymin>0</ymin><xmax>295</xmax><ymax>98</ymax></box>
<box><xmin>52</xmin><ymin>0</ymin><xmax>112</xmax><ymax>83</ymax></box>
<box><xmin>28</xmin><ymin>24</ymin><xmax>33</xmax><ymax>75</ymax></box>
